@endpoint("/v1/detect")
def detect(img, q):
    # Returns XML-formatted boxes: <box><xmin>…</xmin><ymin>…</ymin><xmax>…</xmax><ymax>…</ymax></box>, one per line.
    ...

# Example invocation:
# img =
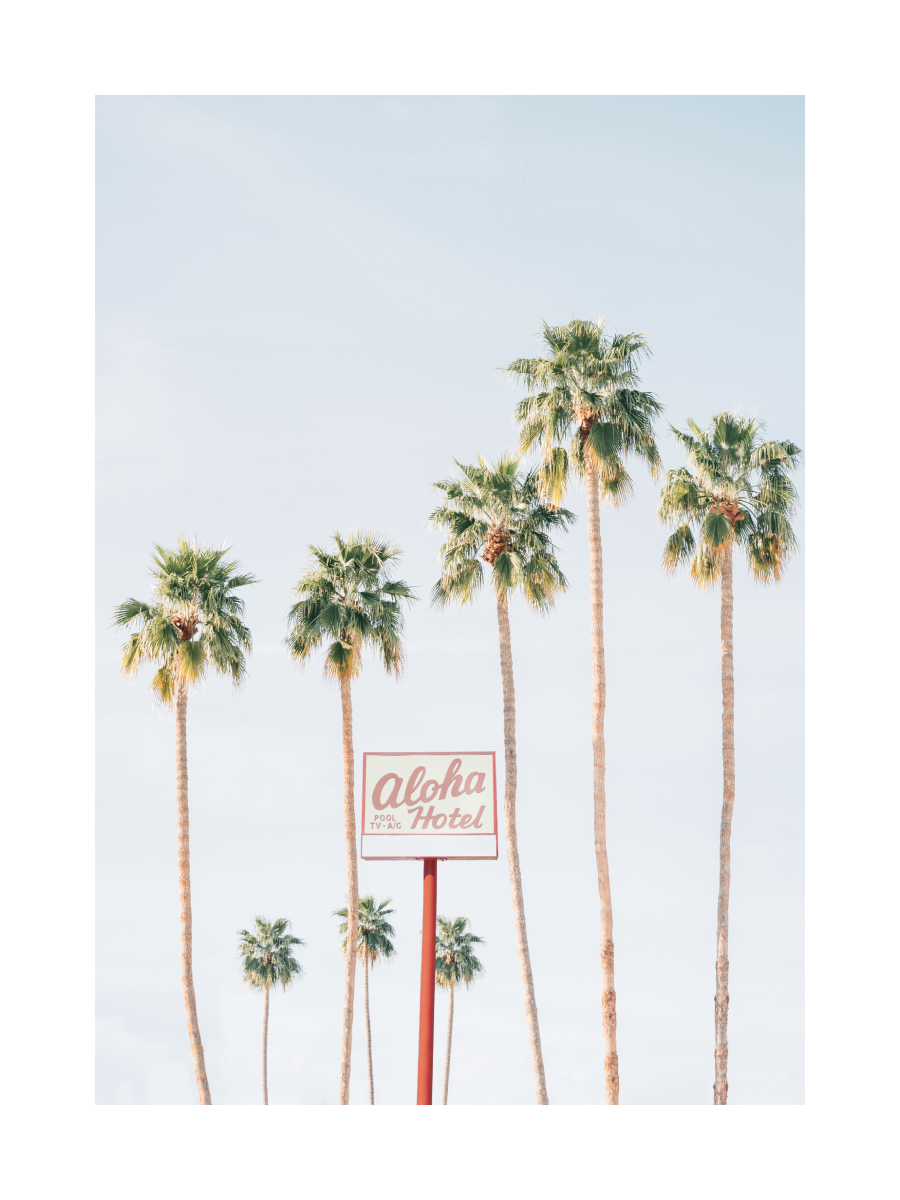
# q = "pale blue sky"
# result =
<box><xmin>96</xmin><ymin>96</ymin><xmax>803</xmax><ymax>1105</ymax></box>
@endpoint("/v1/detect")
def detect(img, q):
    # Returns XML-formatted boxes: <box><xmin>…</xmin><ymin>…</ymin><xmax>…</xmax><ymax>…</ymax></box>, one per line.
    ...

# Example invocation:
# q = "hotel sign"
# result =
<box><xmin>360</xmin><ymin>752</ymin><xmax>498</xmax><ymax>860</ymax></box>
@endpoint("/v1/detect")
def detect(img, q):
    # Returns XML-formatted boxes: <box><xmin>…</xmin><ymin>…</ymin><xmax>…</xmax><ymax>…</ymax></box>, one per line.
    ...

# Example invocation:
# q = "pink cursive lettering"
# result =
<box><xmin>403</xmin><ymin>766</ymin><xmax>426</xmax><ymax>807</ymax></box>
<box><xmin>410</xmin><ymin>805</ymin><xmax>437</xmax><ymax>829</ymax></box>
<box><xmin>371</xmin><ymin>772</ymin><xmax>403</xmax><ymax>810</ymax></box>
<box><xmin>439</xmin><ymin>758</ymin><xmax>463</xmax><ymax>800</ymax></box>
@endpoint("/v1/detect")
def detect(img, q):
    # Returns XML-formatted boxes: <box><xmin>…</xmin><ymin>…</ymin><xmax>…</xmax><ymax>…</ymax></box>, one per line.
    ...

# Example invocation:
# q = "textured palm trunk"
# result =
<box><xmin>175</xmin><ymin>686</ymin><xmax>212</xmax><ymax>1105</ymax></box>
<box><xmin>715</xmin><ymin>542</ymin><xmax>735</xmax><ymax>1104</ymax></box>
<box><xmin>262</xmin><ymin>984</ymin><xmax>270</xmax><ymax>1105</ymax></box>
<box><xmin>495</xmin><ymin>589</ymin><xmax>549</xmax><ymax>1104</ymax></box>
<box><xmin>585</xmin><ymin>463</ymin><xmax>619</xmax><ymax>1104</ymax></box>
<box><xmin>338</xmin><ymin>673</ymin><xmax>359</xmax><ymax>1105</ymax></box>
<box><xmin>364</xmin><ymin>955</ymin><xmax>374</xmax><ymax>1104</ymax></box>
<box><xmin>442</xmin><ymin>981</ymin><xmax>455</xmax><ymax>1105</ymax></box>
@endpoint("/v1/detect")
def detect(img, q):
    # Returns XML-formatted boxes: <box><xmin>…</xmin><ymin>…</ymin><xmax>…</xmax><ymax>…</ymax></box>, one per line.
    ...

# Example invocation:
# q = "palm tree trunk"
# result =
<box><xmin>338</xmin><ymin>673</ymin><xmax>359</xmax><ymax>1105</ymax></box>
<box><xmin>262</xmin><ymin>984</ymin><xmax>270</xmax><ymax>1105</ymax></box>
<box><xmin>442</xmin><ymin>982</ymin><xmax>455</xmax><ymax>1105</ymax></box>
<box><xmin>175</xmin><ymin>685</ymin><xmax>212</xmax><ymax>1105</ymax></box>
<box><xmin>495</xmin><ymin>589</ymin><xmax>549</xmax><ymax>1104</ymax></box>
<box><xmin>715</xmin><ymin>542</ymin><xmax>735</xmax><ymax>1104</ymax></box>
<box><xmin>585</xmin><ymin>462</ymin><xmax>619</xmax><ymax>1105</ymax></box>
<box><xmin>364</xmin><ymin>955</ymin><xmax>374</xmax><ymax>1104</ymax></box>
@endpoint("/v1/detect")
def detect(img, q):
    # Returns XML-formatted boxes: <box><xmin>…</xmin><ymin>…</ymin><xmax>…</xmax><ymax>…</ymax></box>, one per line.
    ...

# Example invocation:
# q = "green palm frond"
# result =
<box><xmin>111</xmin><ymin>535</ymin><xmax>257</xmax><ymax>705</ymax></box>
<box><xmin>662</xmin><ymin>524</ymin><xmax>696</xmax><ymax>576</ymax></box>
<box><xmin>150</xmin><ymin>664</ymin><xmax>175</xmax><ymax>706</ymax></box>
<box><xmin>658</xmin><ymin>413</ymin><xmax>801</xmax><ymax>588</ymax></box>
<box><xmin>586</xmin><ymin>421</ymin><xmax>622</xmax><ymax>461</ymax></box>
<box><xmin>238</xmin><ymin>916</ymin><xmax>305</xmax><ymax>991</ymax></box>
<box><xmin>430</xmin><ymin>557</ymin><xmax>484</xmax><ymax>609</ymax></box>
<box><xmin>176</xmin><ymin>638</ymin><xmax>207</xmax><ymax>685</ymax></box>
<box><xmin>756</xmin><ymin>470</ymin><xmax>798</xmax><ymax>511</ymax></box>
<box><xmin>430</xmin><ymin>454</ymin><xmax>574</xmax><ymax>610</ymax></box>
<box><xmin>111</xmin><ymin>598</ymin><xmax>153</xmax><ymax>627</ymax></box>
<box><xmin>285</xmin><ymin>530</ymin><xmax>416</xmax><ymax>682</ymax></box>
<box><xmin>701</xmin><ymin>511</ymin><xmax>733</xmax><ymax>549</ymax></box>
<box><xmin>690</xmin><ymin>542</ymin><xmax>724</xmax><ymax>590</ymax></box>
<box><xmin>434</xmin><ymin>916</ymin><xmax>485</xmax><ymax>990</ymax></box>
<box><xmin>335</xmin><ymin>895</ymin><xmax>397</xmax><ymax>965</ymax></box>
<box><xmin>597</xmin><ymin>456</ymin><xmax>635</xmax><ymax>508</ymax></box>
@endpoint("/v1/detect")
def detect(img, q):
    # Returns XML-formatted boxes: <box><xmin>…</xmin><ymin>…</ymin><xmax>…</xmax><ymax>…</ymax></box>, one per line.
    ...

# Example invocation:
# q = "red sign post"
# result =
<box><xmin>361</xmin><ymin>752</ymin><xmax>497</xmax><ymax>1105</ymax></box>
<box><xmin>416</xmin><ymin>858</ymin><xmax>438</xmax><ymax>1104</ymax></box>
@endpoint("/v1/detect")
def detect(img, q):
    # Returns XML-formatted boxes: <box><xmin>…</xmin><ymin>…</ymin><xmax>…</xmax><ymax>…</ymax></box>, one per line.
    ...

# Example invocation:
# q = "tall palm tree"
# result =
<box><xmin>112</xmin><ymin>536</ymin><xmax>256</xmax><ymax>1105</ymax></box>
<box><xmin>335</xmin><ymin>895</ymin><xmax>396</xmax><ymax>1105</ymax></box>
<box><xmin>658</xmin><ymin>412</ymin><xmax>801</xmax><ymax>1105</ymax></box>
<box><xmin>434</xmin><ymin>915</ymin><xmax>485</xmax><ymax>1105</ymax></box>
<box><xmin>506</xmin><ymin>319</ymin><xmax>663</xmax><ymax>1104</ymax></box>
<box><xmin>286</xmin><ymin>531</ymin><xmax>415</xmax><ymax>1105</ymax></box>
<box><xmin>237</xmin><ymin>917</ymin><xmax>304</xmax><ymax>1105</ymax></box>
<box><xmin>430</xmin><ymin>453</ymin><xmax>574</xmax><ymax>1105</ymax></box>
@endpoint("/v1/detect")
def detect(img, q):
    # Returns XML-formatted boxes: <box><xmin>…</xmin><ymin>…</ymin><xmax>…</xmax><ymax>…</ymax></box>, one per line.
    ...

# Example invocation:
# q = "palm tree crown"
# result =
<box><xmin>430</xmin><ymin>453</ymin><xmax>574</xmax><ymax>610</ymax></box>
<box><xmin>335</xmin><ymin>896</ymin><xmax>397</xmax><ymax>966</ymax></box>
<box><xmin>285</xmin><ymin>531</ymin><xmax>416</xmax><ymax>679</ymax></box>
<box><xmin>506</xmin><ymin>318</ymin><xmax>663</xmax><ymax>504</ymax></box>
<box><xmin>112</xmin><ymin>535</ymin><xmax>256</xmax><ymax>703</ymax></box>
<box><xmin>435</xmin><ymin>917</ymin><xmax>485</xmax><ymax>990</ymax></box>
<box><xmin>658</xmin><ymin>412</ymin><xmax>801</xmax><ymax>585</ymax></box>
<box><xmin>238</xmin><ymin>917</ymin><xmax>305</xmax><ymax>991</ymax></box>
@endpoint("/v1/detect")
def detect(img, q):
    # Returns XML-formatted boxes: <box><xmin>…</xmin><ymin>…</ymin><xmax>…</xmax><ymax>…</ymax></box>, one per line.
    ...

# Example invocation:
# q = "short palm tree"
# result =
<box><xmin>506</xmin><ymin>319</ymin><xmax>663</xmax><ymax>1104</ymax></box>
<box><xmin>237</xmin><ymin>917</ymin><xmax>304</xmax><ymax>1105</ymax></box>
<box><xmin>335</xmin><ymin>895</ymin><xmax>396</xmax><ymax>1104</ymax></box>
<box><xmin>430</xmin><ymin>453</ymin><xmax>574</xmax><ymax>1105</ymax></box>
<box><xmin>112</xmin><ymin>536</ymin><xmax>256</xmax><ymax>1105</ymax></box>
<box><xmin>286</xmin><ymin>531</ymin><xmax>415</xmax><ymax>1105</ymax></box>
<box><xmin>658</xmin><ymin>412</ymin><xmax>801</xmax><ymax>1105</ymax></box>
<box><xmin>434</xmin><ymin>916</ymin><xmax>485</xmax><ymax>1105</ymax></box>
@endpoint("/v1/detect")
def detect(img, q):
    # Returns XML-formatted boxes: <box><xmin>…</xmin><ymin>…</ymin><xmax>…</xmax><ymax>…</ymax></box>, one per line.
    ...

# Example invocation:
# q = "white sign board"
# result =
<box><xmin>361</xmin><ymin>752</ymin><xmax>498</xmax><ymax>860</ymax></box>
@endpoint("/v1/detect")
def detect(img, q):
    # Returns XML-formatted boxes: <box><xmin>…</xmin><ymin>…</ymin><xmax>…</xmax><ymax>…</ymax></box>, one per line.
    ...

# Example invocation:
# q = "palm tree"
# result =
<box><xmin>430</xmin><ymin>453</ymin><xmax>574</xmax><ymax>1105</ymax></box>
<box><xmin>658</xmin><ymin>412</ymin><xmax>801</xmax><ymax>1105</ymax></box>
<box><xmin>112</xmin><ymin>536</ymin><xmax>256</xmax><ymax>1105</ymax></box>
<box><xmin>285</xmin><ymin>531</ymin><xmax>415</xmax><ymax>1105</ymax></box>
<box><xmin>506</xmin><ymin>319</ymin><xmax>663</xmax><ymax>1104</ymax></box>
<box><xmin>434</xmin><ymin>916</ymin><xmax>485</xmax><ymax>1105</ymax></box>
<box><xmin>335</xmin><ymin>895</ymin><xmax>396</xmax><ymax>1104</ymax></box>
<box><xmin>237</xmin><ymin>917</ymin><xmax>304</xmax><ymax>1105</ymax></box>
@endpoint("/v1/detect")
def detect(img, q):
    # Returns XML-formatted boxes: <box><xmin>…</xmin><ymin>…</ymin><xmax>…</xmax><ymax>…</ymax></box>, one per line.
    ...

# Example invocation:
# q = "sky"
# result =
<box><xmin>96</xmin><ymin>95</ymin><xmax>804</xmax><ymax>1106</ymax></box>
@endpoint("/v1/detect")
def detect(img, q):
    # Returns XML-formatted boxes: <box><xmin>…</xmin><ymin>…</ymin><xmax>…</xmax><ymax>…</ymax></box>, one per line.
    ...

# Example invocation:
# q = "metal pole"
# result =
<box><xmin>416</xmin><ymin>857</ymin><xmax>438</xmax><ymax>1104</ymax></box>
